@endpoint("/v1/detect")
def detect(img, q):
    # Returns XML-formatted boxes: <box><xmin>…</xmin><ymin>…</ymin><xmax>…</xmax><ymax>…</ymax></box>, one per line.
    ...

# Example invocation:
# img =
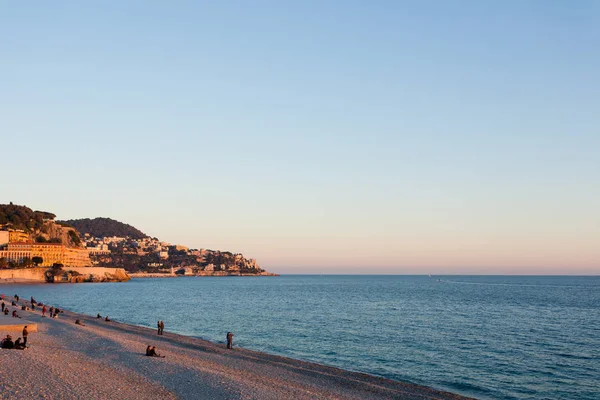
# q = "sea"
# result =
<box><xmin>4</xmin><ymin>275</ymin><xmax>599</xmax><ymax>400</ymax></box>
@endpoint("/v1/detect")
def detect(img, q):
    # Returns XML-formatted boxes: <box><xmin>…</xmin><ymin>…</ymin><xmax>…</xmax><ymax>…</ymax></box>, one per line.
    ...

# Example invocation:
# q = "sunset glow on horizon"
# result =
<box><xmin>2</xmin><ymin>2</ymin><xmax>598</xmax><ymax>275</ymax></box>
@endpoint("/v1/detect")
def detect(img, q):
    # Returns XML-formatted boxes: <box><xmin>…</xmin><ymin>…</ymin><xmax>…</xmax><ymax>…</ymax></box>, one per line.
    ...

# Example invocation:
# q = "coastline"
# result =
<box><xmin>129</xmin><ymin>272</ymin><xmax>279</xmax><ymax>278</ymax></box>
<box><xmin>0</xmin><ymin>300</ymin><xmax>471</xmax><ymax>399</ymax></box>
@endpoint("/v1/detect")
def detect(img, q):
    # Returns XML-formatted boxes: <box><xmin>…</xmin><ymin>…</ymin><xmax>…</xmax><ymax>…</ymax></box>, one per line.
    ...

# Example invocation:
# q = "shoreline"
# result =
<box><xmin>0</xmin><ymin>298</ymin><xmax>472</xmax><ymax>399</ymax></box>
<box><xmin>129</xmin><ymin>272</ymin><xmax>279</xmax><ymax>278</ymax></box>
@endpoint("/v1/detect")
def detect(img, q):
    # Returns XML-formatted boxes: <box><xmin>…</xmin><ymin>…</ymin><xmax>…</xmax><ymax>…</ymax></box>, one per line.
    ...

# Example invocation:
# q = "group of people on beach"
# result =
<box><xmin>3</xmin><ymin>292</ymin><xmax>238</xmax><ymax>362</ymax></box>
<box><xmin>97</xmin><ymin>313</ymin><xmax>111</xmax><ymax>321</ymax></box>
<box><xmin>1</xmin><ymin>334</ymin><xmax>26</xmax><ymax>350</ymax></box>
<box><xmin>0</xmin><ymin>325</ymin><xmax>28</xmax><ymax>350</ymax></box>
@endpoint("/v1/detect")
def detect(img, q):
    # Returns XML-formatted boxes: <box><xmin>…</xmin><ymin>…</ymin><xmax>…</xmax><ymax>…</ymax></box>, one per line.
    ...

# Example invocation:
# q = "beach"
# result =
<box><xmin>0</xmin><ymin>301</ymin><xmax>470</xmax><ymax>400</ymax></box>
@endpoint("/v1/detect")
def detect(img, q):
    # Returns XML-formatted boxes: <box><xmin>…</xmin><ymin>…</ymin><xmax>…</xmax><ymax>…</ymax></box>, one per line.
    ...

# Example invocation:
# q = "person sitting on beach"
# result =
<box><xmin>12</xmin><ymin>310</ymin><xmax>22</xmax><ymax>318</ymax></box>
<box><xmin>97</xmin><ymin>313</ymin><xmax>102</xmax><ymax>319</ymax></box>
<box><xmin>53</xmin><ymin>308</ymin><xmax>60</xmax><ymax>318</ymax></box>
<box><xmin>14</xmin><ymin>337</ymin><xmax>26</xmax><ymax>350</ymax></box>
<box><xmin>3</xmin><ymin>308</ymin><xmax>8</xmax><ymax>315</ymax></box>
<box><xmin>12</xmin><ymin>300</ymin><xmax>17</xmax><ymax>306</ymax></box>
<box><xmin>1</xmin><ymin>335</ymin><xmax>14</xmax><ymax>349</ymax></box>
<box><xmin>148</xmin><ymin>346</ymin><xmax>165</xmax><ymax>358</ymax></box>
<box><xmin>105</xmin><ymin>316</ymin><xmax>111</xmax><ymax>322</ymax></box>
<box><xmin>75</xmin><ymin>319</ymin><xmax>86</xmax><ymax>326</ymax></box>
<box><xmin>146</xmin><ymin>345</ymin><xmax>151</xmax><ymax>356</ymax></box>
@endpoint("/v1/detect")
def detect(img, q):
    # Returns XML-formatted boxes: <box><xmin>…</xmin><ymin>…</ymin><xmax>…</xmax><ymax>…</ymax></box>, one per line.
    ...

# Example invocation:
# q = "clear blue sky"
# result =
<box><xmin>1</xmin><ymin>1</ymin><xmax>599</xmax><ymax>274</ymax></box>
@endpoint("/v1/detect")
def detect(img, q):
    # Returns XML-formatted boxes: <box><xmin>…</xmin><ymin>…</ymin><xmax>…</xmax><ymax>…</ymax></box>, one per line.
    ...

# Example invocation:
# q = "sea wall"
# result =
<box><xmin>0</xmin><ymin>267</ymin><xmax>130</xmax><ymax>283</ymax></box>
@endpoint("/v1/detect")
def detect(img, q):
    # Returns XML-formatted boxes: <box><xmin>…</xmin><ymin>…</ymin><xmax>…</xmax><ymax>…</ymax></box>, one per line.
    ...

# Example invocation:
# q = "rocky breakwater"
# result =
<box><xmin>63</xmin><ymin>267</ymin><xmax>131</xmax><ymax>283</ymax></box>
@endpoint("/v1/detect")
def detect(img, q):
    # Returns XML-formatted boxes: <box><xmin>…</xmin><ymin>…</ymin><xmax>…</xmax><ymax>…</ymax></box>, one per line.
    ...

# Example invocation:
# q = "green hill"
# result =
<box><xmin>60</xmin><ymin>217</ymin><xmax>147</xmax><ymax>239</ymax></box>
<box><xmin>0</xmin><ymin>203</ymin><xmax>56</xmax><ymax>231</ymax></box>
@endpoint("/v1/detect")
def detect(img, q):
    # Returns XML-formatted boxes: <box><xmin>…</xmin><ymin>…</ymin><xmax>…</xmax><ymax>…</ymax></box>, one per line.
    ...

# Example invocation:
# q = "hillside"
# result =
<box><xmin>0</xmin><ymin>203</ymin><xmax>83</xmax><ymax>248</ymax></box>
<box><xmin>61</xmin><ymin>217</ymin><xmax>147</xmax><ymax>239</ymax></box>
<box><xmin>0</xmin><ymin>203</ymin><xmax>56</xmax><ymax>232</ymax></box>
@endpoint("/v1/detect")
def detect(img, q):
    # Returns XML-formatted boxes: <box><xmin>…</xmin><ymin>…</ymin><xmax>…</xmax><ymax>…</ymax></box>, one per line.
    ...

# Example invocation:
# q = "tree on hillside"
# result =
<box><xmin>51</xmin><ymin>263</ymin><xmax>64</xmax><ymax>276</ymax></box>
<box><xmin>59</xmin><ymin>217</ymin><xmax>147</xmax><ymax>239</ymax></box>
<box><xmin>68</xmin><ymin>230</ymin><xmax>81</xmax><ymax>246</ymax></box>
<box><xmin>0</xmin><ymin>204</ymin><xmax>53</xmax><ymax>231</ymax></box>
<box><xmin>20</xmin><ymin>257</ymin><xmax>32</xmax><ymax>268</ymax></box>
<box><xmin>32</xmin><ymin>256</ymin><xmax>43</xmax><ymax>266</ymax></box>
<box><xmin>0</xmin><ymin>257</ymin><xmax>7</xmax><ymax>269</ymax></box>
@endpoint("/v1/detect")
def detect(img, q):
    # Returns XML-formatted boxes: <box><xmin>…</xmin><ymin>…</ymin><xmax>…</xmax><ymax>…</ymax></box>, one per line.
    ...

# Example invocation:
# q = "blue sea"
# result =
<box><xmin>4</xmin><ymin>275</ymin><xmax>599</xmax><ymax>399</ymax></box>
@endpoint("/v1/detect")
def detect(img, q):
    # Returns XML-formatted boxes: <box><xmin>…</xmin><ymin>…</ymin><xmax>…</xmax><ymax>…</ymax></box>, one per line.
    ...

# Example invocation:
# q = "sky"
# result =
<box><xmin>1</xmin><ymin>1</ymin><xmax>599</xmax><ymax>274</ymax></box>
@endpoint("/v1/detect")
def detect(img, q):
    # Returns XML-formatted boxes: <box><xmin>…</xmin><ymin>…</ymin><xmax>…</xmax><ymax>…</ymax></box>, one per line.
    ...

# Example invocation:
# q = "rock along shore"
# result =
<box><xmin>0</xmin><ymin>298</ymin><xmax>472</xmax><ymax>400</ymax></box>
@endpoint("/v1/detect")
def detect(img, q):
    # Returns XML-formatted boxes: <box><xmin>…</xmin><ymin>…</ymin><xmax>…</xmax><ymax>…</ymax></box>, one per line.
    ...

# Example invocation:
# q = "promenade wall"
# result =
<box><xmin>0</xmin><ymin>267</ymin><xmax>130</xmax><ymax>283</ymax></box>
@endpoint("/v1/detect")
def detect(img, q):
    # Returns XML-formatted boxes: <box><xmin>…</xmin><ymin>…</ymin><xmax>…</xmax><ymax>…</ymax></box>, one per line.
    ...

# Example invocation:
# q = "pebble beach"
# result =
<box><xmin>0</xmin><ymin>299</ymin><xmax>471</xmax><ymax>400</ymax></box>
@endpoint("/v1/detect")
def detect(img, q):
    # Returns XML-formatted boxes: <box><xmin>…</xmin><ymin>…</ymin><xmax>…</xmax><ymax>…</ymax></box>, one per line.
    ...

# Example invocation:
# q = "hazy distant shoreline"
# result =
<box><xmin>129</xmin><ymin>272</ymin><xmax>278</xmax><ymax>278</ymax></box>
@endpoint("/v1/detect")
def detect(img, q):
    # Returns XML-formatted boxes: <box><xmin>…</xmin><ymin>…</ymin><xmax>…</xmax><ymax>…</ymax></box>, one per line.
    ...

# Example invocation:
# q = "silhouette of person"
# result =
<box><xmin>227</xmin><ymin>332</ymin><xmax>234</xmax><ymax>349</ymax></box>
<box><xmin>22</xmin><ymin>326</ymin><xmax>28</xmax><ymax>347</ymax></box>
<box><xmin>148</xmin><ymin>346</ymin><xmax>165</xmax><ymax>358</ymax></box>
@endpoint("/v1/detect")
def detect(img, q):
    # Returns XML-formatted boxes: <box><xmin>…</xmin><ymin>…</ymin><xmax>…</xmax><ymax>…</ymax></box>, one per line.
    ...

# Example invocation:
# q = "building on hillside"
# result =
<box><xmin>86</xmin><ymin>244</ymin><xmax>110</xmax><ymax>255</ymax></box>
<box><xmin>0</xmin><ymin>242</ymin><xmax>92</xmax><ymax>267</ymax></box>
<box><xmin>64</xmin><ymin>247</ymin><xmax>92</xmax><ymax>267</ymax></box>
<box><xmin>0</xmin><ymin>231</ymin><xmax>8</xmax><ymax>247</ymax></box>
<box><xmin>9</xmin><ymin>231</ymin><xmax>29</xmax><ymax>243</ymax></box>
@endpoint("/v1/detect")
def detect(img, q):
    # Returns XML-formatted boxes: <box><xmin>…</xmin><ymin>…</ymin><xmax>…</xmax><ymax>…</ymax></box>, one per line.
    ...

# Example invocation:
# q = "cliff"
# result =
<box><xmin>37</xmin><ymin>220</ymin><xmax>85</xmax><ymax>248</ymax></box>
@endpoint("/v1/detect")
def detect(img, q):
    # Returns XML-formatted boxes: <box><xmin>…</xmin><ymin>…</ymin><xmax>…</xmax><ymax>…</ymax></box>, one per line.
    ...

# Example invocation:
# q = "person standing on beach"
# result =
<box><xmin>160</xmin><ymin>320</ymin><xmax>164</xmax><ymax>335</ymax></box>
<box><xmin>22</xmin><ymin>326</ymin><xmax>28</xmax><ymax>347</ymax></box>
<box><xmin>42</xmin><ymin>305</ymin><xmax>47</xmax><ymax>317</ymax></box>
<box><xmin>226</xmin><ymin>332</ymin><xmax>234</xmax><ymax>349</ymax></box>
<box><xmin>14</xmin><ymin>294</ymin><xmax>19</xmax><ymax>301</ymax></box>
<box><xmin>157</xmin><ymin>320</ymin><xmax>161</xmax><ymax>335</ymax></box>
<box><xmin>1</xmin><ymin>302</ymin><xmax>4</xmax><ymax>313</ymax></box>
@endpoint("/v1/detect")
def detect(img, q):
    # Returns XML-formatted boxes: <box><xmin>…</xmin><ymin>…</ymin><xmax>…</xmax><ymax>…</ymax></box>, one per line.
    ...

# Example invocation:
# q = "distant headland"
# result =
<box><xmin>0</xmin><ymin>203</ymin><xmax>276</xmax><ymax>283</ymax></box>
